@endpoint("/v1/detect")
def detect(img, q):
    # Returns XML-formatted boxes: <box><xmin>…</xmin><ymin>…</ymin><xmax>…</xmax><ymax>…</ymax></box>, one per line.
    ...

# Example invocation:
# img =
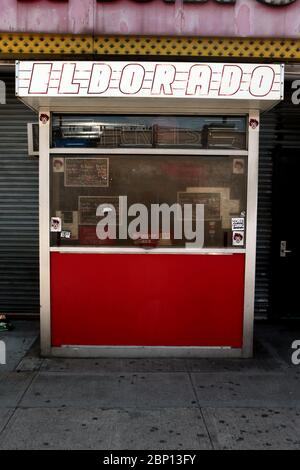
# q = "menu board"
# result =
<box><xmin>79</xmin><ymin>196</ymin><xmax>120</xmax><ymax>225</ymax></box>
<box><xmin>177</xmin><ymin>191</ymin><xmax>221</xmax><ymax>221</ymax></box>
<box><xmin>65</xmin><ymin>158</ymin><xmax>109</xmax><ymax>187</ymax></box>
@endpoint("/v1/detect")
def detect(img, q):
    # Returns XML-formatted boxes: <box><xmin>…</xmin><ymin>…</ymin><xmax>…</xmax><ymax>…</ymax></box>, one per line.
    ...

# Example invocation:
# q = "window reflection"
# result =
<box><xmin>52</xmin><ymin>115</ymin><xmax>247</xmax><ymax>150</ymax></box>
<box><xmin>50</xmin><ymin>154</ymin><xmax>247</xmax><ymax>249</ymax></box>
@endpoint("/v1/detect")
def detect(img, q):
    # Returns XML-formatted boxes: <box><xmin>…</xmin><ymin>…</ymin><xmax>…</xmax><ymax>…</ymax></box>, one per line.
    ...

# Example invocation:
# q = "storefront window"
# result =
<box><xmin>50</xmin><ymin>154</ymin><xmax>247</xmax><ymax>249</ymax></box>
<box><xmin>51</xmin><ymin>115</ymin><xmax>247</xmax><ymax>150</ymax></box>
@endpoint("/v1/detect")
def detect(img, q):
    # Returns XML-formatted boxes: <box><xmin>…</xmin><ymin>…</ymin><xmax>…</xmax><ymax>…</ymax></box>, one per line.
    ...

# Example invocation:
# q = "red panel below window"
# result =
<box><xmin>51</xmin><ymin>253</ymin><xmax>245</xmax><ymax>348</ymax></box>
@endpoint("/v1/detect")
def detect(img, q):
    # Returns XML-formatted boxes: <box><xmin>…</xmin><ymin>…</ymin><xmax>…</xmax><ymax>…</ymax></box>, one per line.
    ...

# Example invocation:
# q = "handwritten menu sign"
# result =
<box><xmin>79</xmin><ymin>196</ymin><xmax>120</xmax><ymax>225</ymax></box>
<box><xmin>65</xmin><ymin>158</ymin><xmax>109</xmax><ymax>187</ymax></box>
<box><xmin>177</xmin><ymin>192</ymin><xmax>221</xmax><ymax>221</ymax></box>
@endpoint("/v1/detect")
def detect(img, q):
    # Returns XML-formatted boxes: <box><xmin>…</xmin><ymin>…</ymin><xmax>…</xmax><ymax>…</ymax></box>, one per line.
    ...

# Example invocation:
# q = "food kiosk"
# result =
<box><xmin>16</xmin><ymin>61</ymin><xmax>283</xmax><ymax>357</ymax></box>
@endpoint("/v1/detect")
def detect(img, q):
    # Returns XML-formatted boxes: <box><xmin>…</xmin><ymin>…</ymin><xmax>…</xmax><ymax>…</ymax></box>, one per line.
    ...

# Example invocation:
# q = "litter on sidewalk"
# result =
<box><xmin>0</xmin><ymin>314</ymin><xmax>14</xmax><ymax>332</ymax></box>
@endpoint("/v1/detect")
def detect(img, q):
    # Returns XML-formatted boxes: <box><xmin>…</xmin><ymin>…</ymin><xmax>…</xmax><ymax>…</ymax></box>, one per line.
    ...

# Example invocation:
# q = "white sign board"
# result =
<box><xmin>16</xmin><ymin>61</ymin><xmax>283</xmax><ymax>101</ymax></box>
<box><xmin>232</xmin><ymin>217</ymin><xmax>245</xmax><ymax>231</ymax></box>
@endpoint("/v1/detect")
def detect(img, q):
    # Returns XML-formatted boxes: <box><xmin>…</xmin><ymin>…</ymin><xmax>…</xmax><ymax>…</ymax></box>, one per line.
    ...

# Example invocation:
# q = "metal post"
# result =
<box><xmin>39</xmin><ymin>108</ymin><xmax>51</xmax><ymax>356</ymax></box>
<box><xmin>242</xmin><ymin>110</ymin><xmax>260</xmax><ymax>358</ymax></box>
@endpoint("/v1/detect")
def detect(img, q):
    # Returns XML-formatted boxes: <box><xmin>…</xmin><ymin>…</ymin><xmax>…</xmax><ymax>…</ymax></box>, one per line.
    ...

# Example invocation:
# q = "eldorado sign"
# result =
<box><xmin>16</xmin><ymin>61</ymin><xmax>283</xmax><ymax>101</ymax></box>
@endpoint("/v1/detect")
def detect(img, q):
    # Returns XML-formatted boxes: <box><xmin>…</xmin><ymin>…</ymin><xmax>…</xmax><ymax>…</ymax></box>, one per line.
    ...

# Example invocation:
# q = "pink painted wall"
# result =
<box><xmin>0</xmin><ymin>0</ymin><xmax>300</xmax><ymax>38</ymax></box>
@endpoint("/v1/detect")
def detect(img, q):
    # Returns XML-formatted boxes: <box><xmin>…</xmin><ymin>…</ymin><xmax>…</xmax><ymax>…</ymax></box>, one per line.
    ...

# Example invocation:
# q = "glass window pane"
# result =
<box><xmin>50</xmin><ymin>154</ymin><xmax>247</xmax><ymax>249</ymax></box>
<box><xmin>51</xmin><ymin>115</ymin><xmax>247</xmax><ymax>150</ymax></box>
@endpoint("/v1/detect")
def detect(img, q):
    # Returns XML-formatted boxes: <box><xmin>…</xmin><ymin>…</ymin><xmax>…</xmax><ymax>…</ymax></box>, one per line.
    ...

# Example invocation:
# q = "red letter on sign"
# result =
<box><xmin>249</xmin><ymin>66</ymin><xmax>275</xmax><ymax>97</ymax></box>
<box><xmin>29</xmin><ymin>63</ymin><xmax>52</xmax><ymax>94</ymax></box>
<box><xmin>88</xmin><ymin>64</ymin><xmax>112</xmax><ymax>94</ymax></box>
<box><xmin>186</xmin><ymin>65</ymin><xmax>212</xmax><ymax>96</ymax></box>
<box><xmin>119</xmin><ymin>64</ymin><xmax>145</xmax><ymax>95</ymax></box>
<box><xmin>219</xmin><ymin>65</ymin><xmax>242</xmax><ymax>96</ymax></box>
<box><xmin>151</xmin><ymin>64</ymin><xmax>176</xmax><ymax>96</ymax></box>
<box><xmin>58</xmin><ymin>63</ymin><xmax>79</xmax><ymax>94</ymax></box>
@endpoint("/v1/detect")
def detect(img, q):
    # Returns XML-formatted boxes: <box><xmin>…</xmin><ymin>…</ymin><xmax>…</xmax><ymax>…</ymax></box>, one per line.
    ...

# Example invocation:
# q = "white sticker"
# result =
<box><xmin>56</xmin><ymin>211</ymin><xmax>78</xmax><ymax>239</ymax></box>
<box><xmin>249</xmin><ymin>118</ymin><xmax>259</xmax><ymax>130</ymax></box>
<box><xmin>50</xmin><ymin>217</ymin><xmax>62</xmax><ymax>232</ymax></box>
<box><xmin>232</xmin><ymin>217</ymin><xmax>245</xmax><ymax>231</ymax></box>
<box><xmin>61</xmin><ymin>230</ymin><xmax>71</xmax><ymax>239</ymax></box>
<box><xmin>233</xmin><ymin>158</ymin><xmax>245</xmax><ymax>175</ymax></box>
<box><xmin>232</xmin><ymin>231</ymin><xmax>244</xmax><ymax>246</ymax></box>
<box><xmin>53</xmin><ymin>157</ymin><xmax>64</xmax><ymax>173</ymax></box>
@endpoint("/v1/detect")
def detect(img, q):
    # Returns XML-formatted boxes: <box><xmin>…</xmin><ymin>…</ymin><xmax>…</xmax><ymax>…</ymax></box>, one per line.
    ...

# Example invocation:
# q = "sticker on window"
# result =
<box><xmin>50</xmin><ymin>217</ymin><xmax>62</xmax><ymax>232</ymax></box>
<box><xmin>232</xmin><ymin>217</ymin><xmax>245</xmax><ymax>231</ymax></box>
<box><xmin>232</xmin><ymin>231</ymin><xmax>244</xmax><ymax>247</ymax></box>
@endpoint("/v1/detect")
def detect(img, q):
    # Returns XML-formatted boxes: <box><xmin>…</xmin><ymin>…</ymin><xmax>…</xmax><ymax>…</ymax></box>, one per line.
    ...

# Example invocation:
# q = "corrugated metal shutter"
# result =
<box><xmin>255</xmin><ymin>108</ymin><xmax>277</xmax><ymax>317</ymax></box>
<box><xmin>255</xmin><ymin>81</ymin><xmax>300</xmax><ymax>317</ymax></box>
<box><xmin>0</xmin><ymin>72</ymin><xmax>39</xmax><ymax>314</ymax></box>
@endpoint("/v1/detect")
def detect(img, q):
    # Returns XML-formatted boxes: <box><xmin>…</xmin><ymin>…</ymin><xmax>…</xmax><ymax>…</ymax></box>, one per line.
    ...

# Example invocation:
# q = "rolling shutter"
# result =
<box><xmin>0</xmin><ymin>72</ymin><xmax>39</xmax><ymax>314</ymax></box>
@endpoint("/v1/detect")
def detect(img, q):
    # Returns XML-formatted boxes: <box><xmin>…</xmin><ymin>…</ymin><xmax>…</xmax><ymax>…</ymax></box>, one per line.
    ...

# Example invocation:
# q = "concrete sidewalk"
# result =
<box><xmin>1</xmin><ymin>321</ymin><xmax>300</xmax><ymax>450</ymax></box>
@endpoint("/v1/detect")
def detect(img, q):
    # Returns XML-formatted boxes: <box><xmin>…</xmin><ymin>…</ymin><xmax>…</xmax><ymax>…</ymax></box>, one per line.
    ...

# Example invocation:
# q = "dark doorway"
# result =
<box><xmin>271</xmin><ymin>148</ymin><xmax>300</xmax><ymax>318</ymax></box>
